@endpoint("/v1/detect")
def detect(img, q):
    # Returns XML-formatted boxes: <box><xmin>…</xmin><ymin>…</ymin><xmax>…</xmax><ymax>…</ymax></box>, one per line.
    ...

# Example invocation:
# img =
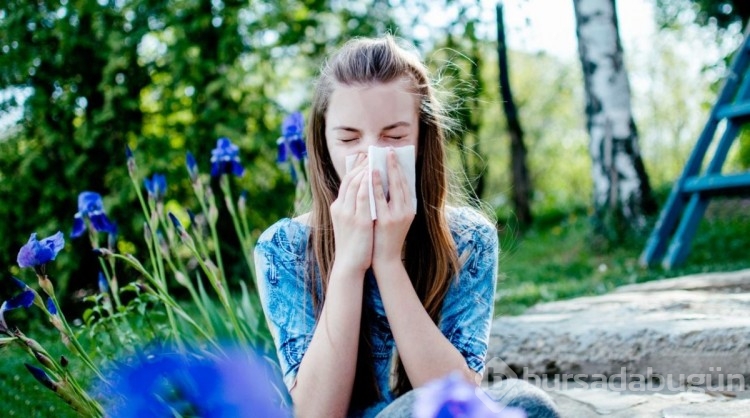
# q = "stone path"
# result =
<box><xmin>486</xmin><ymin>269</ymin><xmax>750</xmax><ymax>417</ymax></box>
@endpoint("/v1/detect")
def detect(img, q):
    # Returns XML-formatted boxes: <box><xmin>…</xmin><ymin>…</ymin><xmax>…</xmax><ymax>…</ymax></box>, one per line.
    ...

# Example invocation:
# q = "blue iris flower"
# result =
<box><xmin>186</xmin><ymin>151</ymin><xmax>199</xmax><ymax>183</ymax></box>
<box><xmin>17</xmin><ymin>232</ymin><xmax>65</xmax><ymax>269</ymax></box>
<box><xmin>210</xmin><ymin>137</ymin><xmax>245</xmax><ymax>178</ymax></box>
<box><xmin>71</xmin><ymin>192</ymin><xmax>116</xmax><ymax>238</ymax></box>
<box><xmin>104</xmin><ymin>350</ymin><xmax>291</xmax><ymax>418</ymax></box>
<box><xmin>276</xmin><ymin>111</ymin><xmax>307</xmax><ymax>163</ymax></box>
<box><xmin>46</xmin><ymin>297</ymin><xmax>57</xmax><ymax>315</ymax></box>
<box><xmin>0</xmin><ymin>277</ymin><xmax>36</xmax><ymax>333</ymax></box>
<box><xmin>143</xmin><ymin>174</ymin><xmax>167</xmax><ymax>201</ymax></box>
<box><xmin>282</xmin><ymin>111</ymin><xmax>304</xmax><ymax>139</ymax></box>
<box><xmin>413</xmin><ymin>372</ymin><xmax>526</xmax><ymax>418</ymax></box>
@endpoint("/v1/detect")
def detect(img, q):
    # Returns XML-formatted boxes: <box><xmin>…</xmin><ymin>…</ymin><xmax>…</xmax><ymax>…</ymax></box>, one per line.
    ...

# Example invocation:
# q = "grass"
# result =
<box><xmin>3</xmin><ymin>197</ymin><xmax>749</xmax><ymax>414</ymax></box>
<box><xmin>0</xmin><ymin>323</ymin><xmax>82</xmax><ymax>417</ymax></box>
<box><xmin>494</xmin><ymin>197</ymin><xmax>750</xmax><ymax>316</ymax></box>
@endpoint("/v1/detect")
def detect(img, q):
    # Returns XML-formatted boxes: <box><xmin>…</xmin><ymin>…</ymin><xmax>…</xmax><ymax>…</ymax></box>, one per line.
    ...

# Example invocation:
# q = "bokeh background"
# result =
<box><xmin>1</xmin><ymin>0</ymin><xmax>749</xmax><ymax>315</ymax></box>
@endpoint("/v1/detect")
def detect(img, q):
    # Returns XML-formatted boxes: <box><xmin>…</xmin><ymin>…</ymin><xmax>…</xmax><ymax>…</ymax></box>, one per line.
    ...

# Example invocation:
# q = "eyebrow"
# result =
<box><xmin>331</xmin><ymin>121</ymin><xmax>411</xmax><ymax>132</ymax></box>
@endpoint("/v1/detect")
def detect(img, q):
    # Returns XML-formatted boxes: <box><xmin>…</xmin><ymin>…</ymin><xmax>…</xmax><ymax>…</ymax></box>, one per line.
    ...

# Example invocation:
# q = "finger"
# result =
<box><xmin>338</xmin><ymin>153</ymin><xmax>367</xmax><ymax>199</ymax></box>
<box><xmin>387</xmin><ymin>149</ymin><xmax>407</xmax><ymax>208</ymax></box>
<box><xmin>393</xmin><ymin>150</ymin><xmax>413</xmax><ymax>207</ymax></box>
<box><xmin>344</xmin><ymin>167</ymin><xmax>368</xmax><ymax>207</ymax></box>
<box><xmin>356</xmin><ymin>167</ymin><xmax>372</xmax><ymax>219</ymax></box>
<box><xmin>371</xmin><ymin>169</ymin><xmax>389</xmax><ymax>218</ymax></box>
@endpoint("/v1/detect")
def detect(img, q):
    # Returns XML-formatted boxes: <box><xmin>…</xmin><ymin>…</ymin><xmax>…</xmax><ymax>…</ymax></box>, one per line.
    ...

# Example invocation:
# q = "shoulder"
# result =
<box><xmin>446</xmin><ymin>206</ymin><xmax>498</xmax><ymax>249</ymax></box>
<box><xmin>256</xmin><ymin>216</ymin><xmax>310</xmax><ymax>260</ymax></box>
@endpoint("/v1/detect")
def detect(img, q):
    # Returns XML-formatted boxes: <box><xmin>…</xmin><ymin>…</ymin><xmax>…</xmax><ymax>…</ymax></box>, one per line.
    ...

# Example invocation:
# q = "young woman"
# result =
<box><xmin>255</xmin><ymin>36</ymin><xmax>559</xmax><ymax>418</ymax></box>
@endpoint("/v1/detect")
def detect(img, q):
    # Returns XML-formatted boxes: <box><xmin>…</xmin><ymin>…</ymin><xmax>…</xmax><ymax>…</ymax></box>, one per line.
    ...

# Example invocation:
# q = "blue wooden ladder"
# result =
<box><xmin>640</xmin><ymin>31</ymin><xmax>750</xmax><ymax>269</ymax></box>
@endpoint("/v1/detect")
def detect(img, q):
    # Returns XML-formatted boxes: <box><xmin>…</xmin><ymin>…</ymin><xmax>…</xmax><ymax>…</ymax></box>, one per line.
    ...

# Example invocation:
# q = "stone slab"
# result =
<box><xmin>487</xmin><ymin>270</ymin><xmax>750</xmax><ymax>383</ymax></box>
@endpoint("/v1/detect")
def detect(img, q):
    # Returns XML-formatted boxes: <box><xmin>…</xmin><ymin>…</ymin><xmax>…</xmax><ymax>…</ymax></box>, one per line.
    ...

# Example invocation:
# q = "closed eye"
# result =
<box><xmin>340</xmin><ymin>138</ymin><xmax>359</xmax><ymax>143</ymax></box>
<box><xmin>386</xmin><ymin>136</ymin><xmax>405</xmax><ymax>140</ymax></box>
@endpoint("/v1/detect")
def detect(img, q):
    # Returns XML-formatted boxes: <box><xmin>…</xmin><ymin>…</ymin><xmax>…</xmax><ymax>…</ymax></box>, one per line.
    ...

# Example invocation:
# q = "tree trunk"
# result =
<box><xmin>497</xmin><ymin>3</ymin><xmax>533</xmax><ymax>228</ymax></box>
<box><xmin>573</xmin><ymin>0</ymin><xmax>656</xmax><ymax>242</ymax></box>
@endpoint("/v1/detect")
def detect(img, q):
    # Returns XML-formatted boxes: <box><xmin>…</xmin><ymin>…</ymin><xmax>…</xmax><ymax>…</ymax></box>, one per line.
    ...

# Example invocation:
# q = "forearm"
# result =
<box><xmin>373</xmin><ymin>260</ymin><xmax>478</xmax><ymax>387</ymax></box>
<box><xmin>291</xmin><ymin>265</ymin><xmax>365</xmax><ymax>418</ymax></box>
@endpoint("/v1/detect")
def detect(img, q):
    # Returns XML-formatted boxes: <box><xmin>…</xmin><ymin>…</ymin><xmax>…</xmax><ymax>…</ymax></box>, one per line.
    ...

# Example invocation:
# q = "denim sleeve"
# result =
<box><xmin>441</xmin><ymin>212</ymin><xmax>499</xmax><ymax>376</ymax></box>
<box><xmin>254</xmin><ymin>220</ymin><xmax>316</xmax><ymax>391</ymax></box>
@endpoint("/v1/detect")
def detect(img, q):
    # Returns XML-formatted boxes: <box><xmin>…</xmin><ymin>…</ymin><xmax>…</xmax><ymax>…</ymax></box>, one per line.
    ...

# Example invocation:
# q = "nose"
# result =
<box><xmin>361</xmin><ymin>134</ymin><xmax>393</xmax><ymax>149</ymax></box>
<box><xmin>347</xmin><ymin>135</ymin><xmax>377</xmax><ymax>157</ymax></box>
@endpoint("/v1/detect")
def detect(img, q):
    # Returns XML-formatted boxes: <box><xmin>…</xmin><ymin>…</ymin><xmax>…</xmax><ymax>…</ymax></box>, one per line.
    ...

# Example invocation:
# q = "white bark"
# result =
<box><xmin>574</xmin><ymin>0</ymin><xmax>649</xmax><ymax>228</ymax></box>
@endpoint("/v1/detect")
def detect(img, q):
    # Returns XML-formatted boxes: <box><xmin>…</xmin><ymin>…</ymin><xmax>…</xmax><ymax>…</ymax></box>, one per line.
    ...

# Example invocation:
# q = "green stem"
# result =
<box><xmin>142</xmin><ymin>199</ymin><xmax>182</xmax><ymax>350</ymax></box>
<box><xmin>112</xmin><ymin>254</ymin><xmax>221</xmax><ymax>352</ymax></box>
<box><xmin>105</xmin><ymin>257</ymin><xmax>123</xmax><ymax>309</ymax></box>
<box><xmin>46</xmin><ymin>291</ymin><xmax>107</xmax><ymax>384</ymax></box>
<box><xmin>129</xmin><ymin>173</ymin><xmax>162</xmax><ymax>285</ymax></box>
<box><xmin>197</xmin><ymin>182</ymin><xmax>227</xmax><ymax>285</ymax></box>
<box><xmin>162</xmin><ymin>252</ymin><xmax>216</xmax><ymax>337</ymax></box>
<box><xmin>222</xmin><ymin>185</ymin><xmax>256</xmax><ymax>284</ymax></box>
<box><xmin>14</xmin><ymin>333</ymin><xmax>103</xmax><ymax>416</ymax></box>
<box><xmin>177</xmin><ymin>233</ymin><xmax>245</xmax><ymax>344</ymax></box>
<box><xmin>219</xmin><ymin>179</ymin><xmax>269</xmax><ymax>344</ymax></box>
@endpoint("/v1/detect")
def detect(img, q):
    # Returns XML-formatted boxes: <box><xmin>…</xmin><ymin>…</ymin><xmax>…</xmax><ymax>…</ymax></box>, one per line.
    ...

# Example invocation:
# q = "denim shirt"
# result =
<box><xmin>254</xmin><ymin>206</ymin><xmax>499</xmax><ymax>417</ymax></box>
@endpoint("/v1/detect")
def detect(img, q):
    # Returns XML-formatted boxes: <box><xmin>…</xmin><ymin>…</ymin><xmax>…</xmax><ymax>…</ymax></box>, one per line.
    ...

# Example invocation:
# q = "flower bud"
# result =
<box><xmin>34</xmin><ymin>351</ymin><xmax>56</xmax><ymax>370</ymax></box>
<box><xmin>186</xmin><ymin>151</ymin><xmax>199</xmax><ymax>183</ymax></box>
<box><xmin>93</xmin><ymin>248</ymin><xmax>114</xmax><ymax>258</ymax></box>
<box><xmin>126</xmin><ymin>145</ymin><xmax>137</xmax><ymax>177</ymax></box>
<box><xmin>25</xmin><ymin>363</ymin><xmax>59</xmax><ymax>392</ymax></box>
<box><xmin>174</xmin><ymin>271</ymin><xmax>190</xmax><ymax>288</ymax></box>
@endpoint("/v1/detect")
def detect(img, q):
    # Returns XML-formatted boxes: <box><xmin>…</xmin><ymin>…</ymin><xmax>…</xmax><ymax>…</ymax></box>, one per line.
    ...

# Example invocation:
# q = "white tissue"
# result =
<box><xmin>344</xmin><ymin>145</ymin><xmax>417</xmax><ymax>220</ymax></box>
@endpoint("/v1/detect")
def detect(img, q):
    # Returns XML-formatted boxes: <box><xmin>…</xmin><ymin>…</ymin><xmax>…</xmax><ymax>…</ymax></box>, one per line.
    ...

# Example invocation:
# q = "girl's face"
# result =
<box><xmin>324</xmin><ymin>80</ymin><xmax>419</xmax><ymax>180</ymax></box>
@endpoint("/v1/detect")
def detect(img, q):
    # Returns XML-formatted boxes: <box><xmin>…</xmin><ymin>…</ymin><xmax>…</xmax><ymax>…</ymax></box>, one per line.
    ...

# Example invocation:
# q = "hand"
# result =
<box><xmin>372</xmin><ymin>148</ymin><xmax>415</xmax><ymax>270</ymax></box>
<box><xmin>330</xmin><ymin>153</ymin><xmax>374</xmax><ymax>276</ymax></box>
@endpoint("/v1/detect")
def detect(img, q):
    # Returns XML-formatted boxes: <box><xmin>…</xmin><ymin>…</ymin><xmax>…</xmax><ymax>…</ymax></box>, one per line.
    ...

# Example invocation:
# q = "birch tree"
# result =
<box><xmin>573</xmin><ymin>0</ymin><xmax>656</xmax><ymax>241</ymax></box>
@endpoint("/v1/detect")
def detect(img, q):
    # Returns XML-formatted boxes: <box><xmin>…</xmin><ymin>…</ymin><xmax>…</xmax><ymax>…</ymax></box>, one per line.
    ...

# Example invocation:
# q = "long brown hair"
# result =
<box><xmin>306</xmin><ymin>35</ymin><xmax>460</xmax><ymax>407</ymax></box>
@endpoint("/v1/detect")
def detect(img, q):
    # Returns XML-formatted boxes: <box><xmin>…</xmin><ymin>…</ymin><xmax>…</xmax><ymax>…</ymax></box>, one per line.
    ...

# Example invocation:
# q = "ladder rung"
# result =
<box><xmin>716</xmin><ymin>102</ymin><xmax>750</xmax><ymax>119</ymax></box>
<box><xmin>682</xmin><ymin>172</ymin><xmax>750</xmax><ymax>194</ymax></box>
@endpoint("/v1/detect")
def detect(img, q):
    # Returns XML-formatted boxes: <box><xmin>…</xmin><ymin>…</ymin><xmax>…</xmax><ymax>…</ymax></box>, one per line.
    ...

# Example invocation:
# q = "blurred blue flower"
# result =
<box><xmin>0</xmin><ymin>277</ymin><xmax>35</xmax><ymax>332</ymax></box>
<box><xmin>186</xmin><ymin>151</ymin><xmax>199</xmax><ymax>183</ymax></box>
<box><xmin>104</xmin><ymin>350</ymin><xmax>291</xmax><ymax>418</ymax></box>
<box><xmin>210</xmin><ymin>137</ymin><xmax>244</xmax><ymax>178</ymax></box>
<box><xmin>98</xmin><ymin>272</ymin><xmax>110</xmax><ymax>295</ymax></box>
<box><xmin>71</xmin><ymin>192</ymin><xmax>116</xmax><ymax>238</ymax></box>
<box><xmin>277</xmin><ymin>112</ymin><xmax>307</xmax><ymax>163</ymax></box>
<box><xmin>168</xmin><ymin>212</ymin><xmax>183</xmax><ymax>233</ymax></box>
<box><xmin>414</xmin><ymin>372</ymin><xmax>526</xmax><ymax>418</ymax></box>
<box><xmin>46</xmin><ymin>297</ymin><xmax>57</xmax><ymax>315</ymax></box>
<box><xmin>17</xmin><ymin>232</ymin><xmax>65</xmax><ymax>269</ymax></box>
<box><xmin>107</xmin><ymin>222</ymin><xmax>119</xmax><ymax>250</ymax></box>
<box><xmin>143</xmin><ymin>174</ymin><xmax>167</xmax><ymax>201</ymax></box>
<box><xmin>282</xmin><ymin>111</ymin><xmax>304</xmax><ymax>139</ymax></box>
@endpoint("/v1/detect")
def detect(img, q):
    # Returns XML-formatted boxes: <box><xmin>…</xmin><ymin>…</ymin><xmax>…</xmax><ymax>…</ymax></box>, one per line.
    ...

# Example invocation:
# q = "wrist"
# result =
<box><xmin>372</xmin><ymin>257</ymin><xmax>406</xmax><ymax>280</ymax></box>
<box><xmin>330</xmin><ymin>259</ymin><xmax>369</xmax><ymax>283</ymax></box>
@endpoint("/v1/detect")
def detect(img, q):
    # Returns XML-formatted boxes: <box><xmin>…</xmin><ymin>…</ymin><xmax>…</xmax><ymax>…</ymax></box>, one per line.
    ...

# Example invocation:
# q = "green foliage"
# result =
<box><xmin>473</xmin><ymin>47</ymin><xmax>591</xmax><ymax>218</ymax></box>
<box><xmin>0</xmin><ymin>0</ymin><xmax>407</xmax><ymax>306</ymax></box>
<box><xmin>656</xmin><ymin>0</ymin><xmax>750</xmax><ymax>30</ymax></box>
<box><xmin>737</xmin><ymin>126</ymin><xmax>750</xmax><ymax>169</ymax></box>
<box><xmin>496</xmin><ymin>196</ymin><xmax>750</xmax><ymax>316</ymax></box>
